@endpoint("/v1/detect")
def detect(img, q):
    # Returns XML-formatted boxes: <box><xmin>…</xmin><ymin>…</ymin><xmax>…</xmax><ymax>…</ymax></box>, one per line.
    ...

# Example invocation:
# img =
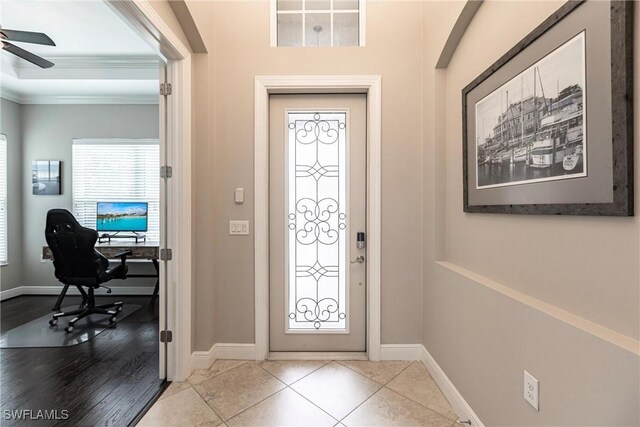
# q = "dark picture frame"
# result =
<box><xmin>32</xmin><ymin>160</ymin><xmax>62</xmax><ymax>195</ymax></box>
<box><xmin>462</xmin><ymin>0</ymin><xmax>634</xmax><ymax>216</ymax></box>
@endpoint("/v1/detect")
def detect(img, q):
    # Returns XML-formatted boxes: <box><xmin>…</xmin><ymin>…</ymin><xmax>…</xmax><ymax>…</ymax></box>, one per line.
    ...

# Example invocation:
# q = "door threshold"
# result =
<box><xmin>268</xmin><ymin>351</ymin><xmax>368</xmax><ymax>361</ymax></box>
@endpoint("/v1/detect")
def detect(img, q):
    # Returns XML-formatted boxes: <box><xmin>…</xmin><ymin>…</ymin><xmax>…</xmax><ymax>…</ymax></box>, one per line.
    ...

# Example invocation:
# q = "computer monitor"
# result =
<box><xmin>96</xmin><ymin>202</ymin><xmax>148</xmax><ymax>233</ymax></box>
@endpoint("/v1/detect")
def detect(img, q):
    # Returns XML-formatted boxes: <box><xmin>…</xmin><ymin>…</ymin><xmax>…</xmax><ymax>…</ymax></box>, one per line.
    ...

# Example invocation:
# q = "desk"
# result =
<box><xmin>42</xmin><ymin>241</ymin><xmax>160</xmax><ymax>311</ymax></box>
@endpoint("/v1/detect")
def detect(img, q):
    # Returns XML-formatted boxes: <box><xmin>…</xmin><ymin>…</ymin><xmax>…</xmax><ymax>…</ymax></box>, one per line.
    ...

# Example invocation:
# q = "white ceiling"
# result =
<box><xmin>0</xmin><ymin>0</ymin><xmax>160</xmax><ymax>104</ymax></box>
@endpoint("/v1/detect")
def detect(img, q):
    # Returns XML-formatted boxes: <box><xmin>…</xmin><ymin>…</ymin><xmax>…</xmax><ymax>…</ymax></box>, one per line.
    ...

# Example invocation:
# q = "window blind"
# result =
<box><xmin>72</xmin><ymin>139</ymin><xmax>160</xmax><ymax>241</ymax></box>
<box><xmin>0</xmin><ymin>135</ymin><xmax>7</xmax><ymax>265</ymax></box>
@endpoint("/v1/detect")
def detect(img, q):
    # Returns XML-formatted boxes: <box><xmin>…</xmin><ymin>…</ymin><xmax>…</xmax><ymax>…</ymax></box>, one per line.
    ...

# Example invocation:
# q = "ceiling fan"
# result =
<box><xmin>1</xmin><ymin>28</ymin><xmax>56</xmax><ymax>68</ymax></box>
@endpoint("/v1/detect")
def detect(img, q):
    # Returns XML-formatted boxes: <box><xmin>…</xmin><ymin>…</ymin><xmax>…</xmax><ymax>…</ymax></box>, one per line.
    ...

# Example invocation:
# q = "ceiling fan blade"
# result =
<box><xmin>0</xmin><ymin>29</ymin><xmax>55</xmax><ymax>46</ymax></box>
<box><xmin>2</xmin><ymin>42</ymin><xmax>54</xmax><ymax>68</ymax></box>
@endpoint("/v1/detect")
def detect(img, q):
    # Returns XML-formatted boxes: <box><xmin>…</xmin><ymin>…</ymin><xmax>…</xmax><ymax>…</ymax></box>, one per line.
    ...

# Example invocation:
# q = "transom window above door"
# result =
<box><xmin>272</xmin><ymin>0</ymin><xmax>364</xmax><ymax>47</ymax></box>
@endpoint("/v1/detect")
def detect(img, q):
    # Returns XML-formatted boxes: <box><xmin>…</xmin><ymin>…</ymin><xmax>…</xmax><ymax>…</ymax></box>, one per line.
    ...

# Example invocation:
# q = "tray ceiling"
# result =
<box><xmin>1</xmin><ymin>0</ymin><xmax>160</xmax><ymax>104</ymax></box>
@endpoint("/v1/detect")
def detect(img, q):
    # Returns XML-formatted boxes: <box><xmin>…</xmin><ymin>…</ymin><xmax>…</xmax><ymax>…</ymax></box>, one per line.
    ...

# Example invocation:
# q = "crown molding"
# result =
<box><xmin>1</xmin><ymin>54</ymin><xmax>159</xmax><ymax>102</ymax></box>
<box><xmin>10</xmin><ymin>55</ymin><xmax>160</xmax><ymax>70</ymax></box>
<box><xmin>1</xmin><ymin>92</ymin><xmax>158</xmax><ymax>105</ymax></box>
<box><xmin>2</xmin><ymin>54</ymin><xmax>159</xmax><ymax>81</ymax></box>
<box><xmin>0</xmin><ymin>87</ymin><xmax>22</xmax><ymax>104</ymax></box>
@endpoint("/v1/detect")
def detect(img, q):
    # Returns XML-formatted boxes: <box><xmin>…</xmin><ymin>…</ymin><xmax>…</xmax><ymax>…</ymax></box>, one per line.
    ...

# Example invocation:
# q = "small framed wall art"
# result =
<box><xmin>32</xmin><ymin>160</ymin><xmax>62</xmax><ymax>195</ymax></box>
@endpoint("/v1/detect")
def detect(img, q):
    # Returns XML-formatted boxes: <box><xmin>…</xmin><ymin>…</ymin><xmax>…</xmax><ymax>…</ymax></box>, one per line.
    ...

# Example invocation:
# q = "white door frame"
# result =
<box><xmin>254</xmin><ymin>76</ymin><xmax>382</xmax><ymax>361</ymax></box>
<box><xmin>106</xmin><ymin>0</ymin><xmax>193</xmax><ymax>381</ymax></box>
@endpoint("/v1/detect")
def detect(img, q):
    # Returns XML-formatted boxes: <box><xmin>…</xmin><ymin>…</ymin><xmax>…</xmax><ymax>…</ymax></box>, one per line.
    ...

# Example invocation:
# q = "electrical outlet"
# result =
<box><xmin>524</xmin><ymin>370</ymin><xmax>539</xmax><ymax>410</ymax></box>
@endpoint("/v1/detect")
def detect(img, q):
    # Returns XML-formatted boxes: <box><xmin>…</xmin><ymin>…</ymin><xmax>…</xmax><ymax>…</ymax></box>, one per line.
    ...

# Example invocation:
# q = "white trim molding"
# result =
<box><xmin>191</xmin><ymin>343</ymin><xmax>258</xmax><ymax>370</ymax></box>
<box><xmin>9</xmin><ymin>55</ymin><xmax>159</xmax><ymax>80</ymax></box>
<box><xmin>190</xmin><ymin>350</ymin><xmax>214</xmax><ymax>371</ymax></box>
<box><xmin>189</xmin><ymin>340</ymin><xmax>482</xmax><ymax>425</ymax></box>
<box><xmin>380</xmin><ymin>344</ymin><xmax>424</xmax><ymax>360</ymax></box>
<box><xmin>107</xmin><ymin>0</ymin><xmax>193</xmax><ymax>382</ymax></box>
<box><xmin>191</xmin><ymin>349</ymin><xmax>214</xmax><ymax>371</ymax></box>
<box><xmin>164</xmin><ymin>48</ymin><xmax>193</xmax><ymax>383</ymax></box>
<box><xmin>437</xmin><ymin>261</ymin><xmax>640</xmax><ymax>356</ymax></box>
<box><xmin>212</xmin><ymin>343</ymin><xmax>257</xmax><ymax>361</ymax></box>
<box><xmin>1</xmin><ymin>93</ymin><xmax>158</xmax><ymax>105</ymax></box>
<box><xmin>0</xmin><ymin>89</ymin><xmax>22</xmax><ymax>104</ymax></box>
<box><xmin>0</xmin><ymin>287</ymin><xmax>22</xmax><ymax>301</ymax></box>
<box><xmin>3</xmin><ymin>54</ymin><xmax>159</xmax><ymax>71</ymax></box>
<box><xmin>0</xmin><ymin>285</ymin><xmax>155</xmax><ymax>301</ymax></box>
<box><xmin>254</xmin><ymin>75</ymin><xmax>382</xmax><ymax>361</ymax></box>
<box><xmin>379</xmin><ymin>344</ymin><xmax>483</xmax><ymax>425</ymax></box>
<box><xmin>2</xmin><ymin>53</ymin><xmax>160</xmax><ymax>105</ymax></box>
<box><xmin>189</xmin><ymin>340</ymin><xmax>483</xmax><ymax>426</ymax></box>
<box><xmin>420</xmin><ymin>345</ymin><xmax>484</xmax><ymax>426</ymax></box>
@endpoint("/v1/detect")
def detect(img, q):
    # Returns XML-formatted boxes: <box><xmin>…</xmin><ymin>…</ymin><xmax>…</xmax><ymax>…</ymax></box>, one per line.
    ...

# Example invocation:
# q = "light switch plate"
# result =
<box><xmin>229</xmin><ymin>220</ymin><xmax>249</xmax><ymax>235</ymax></box>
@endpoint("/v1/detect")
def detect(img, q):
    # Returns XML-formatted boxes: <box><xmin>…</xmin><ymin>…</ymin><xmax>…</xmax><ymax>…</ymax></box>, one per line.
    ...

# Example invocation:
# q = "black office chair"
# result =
<box><xmin>45</xmin><ymin>209</ymin><xmax>131</xmax><ymax>333</ymax></box>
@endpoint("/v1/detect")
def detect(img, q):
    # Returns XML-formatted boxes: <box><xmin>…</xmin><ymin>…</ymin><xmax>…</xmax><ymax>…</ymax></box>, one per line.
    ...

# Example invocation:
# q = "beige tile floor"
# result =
<box><xmin>137</xmin><ymin>360</ymin><xmax>459</xmax><ymax>427</ymax></box>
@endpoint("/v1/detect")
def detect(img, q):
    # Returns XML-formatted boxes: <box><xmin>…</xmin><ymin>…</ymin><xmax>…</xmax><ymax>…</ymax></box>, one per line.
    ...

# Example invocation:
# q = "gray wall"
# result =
<box><xmin>17</xmin><ymin>104</ymin><xmax>159</xmax><ymax>288</ymax></box>
<box><xmin>0</xmin><ymin>98</ymin><xmax>24</xmax><ymax>292</ymax></box>
<box><xmin>424</xmin><ymin>264</ymin><xmax>639</xmax><ymax>426</ymax></box>
<box><xmin>186</xmin><ymin>0</ymin><xmax>428</xmax><ymax>349</ymax></box>
<box><xmin>144</xmin><ymin>5</ymin><xmax>639</xmax><ymax>425</ymax></box>
<box><xmin>422</xmin><ymin>1</ymin><xmax>640</xmax><ymax>425</ymax></box>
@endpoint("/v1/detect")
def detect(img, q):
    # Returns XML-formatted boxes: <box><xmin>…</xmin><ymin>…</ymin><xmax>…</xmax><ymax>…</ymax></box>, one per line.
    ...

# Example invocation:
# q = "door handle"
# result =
<box><xmin>350</xmin><ymin>255</ymin><xmax>365</xmax><ymax>264</ymax></box>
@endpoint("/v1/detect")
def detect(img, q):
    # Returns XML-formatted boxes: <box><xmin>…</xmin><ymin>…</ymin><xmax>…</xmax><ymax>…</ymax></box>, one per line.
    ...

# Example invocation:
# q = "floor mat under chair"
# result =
<box><xmin>0</xmin><ymin>304</ymin><xmax>140</xmax><ymax>348</ymax></box>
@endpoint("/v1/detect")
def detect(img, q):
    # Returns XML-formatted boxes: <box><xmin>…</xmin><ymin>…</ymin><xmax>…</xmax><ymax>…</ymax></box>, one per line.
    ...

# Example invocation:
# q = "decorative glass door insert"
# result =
<box><xmin>287</xmin><ymin>111</ymin><xmax>348</xmax><ymax>331</ymax></box>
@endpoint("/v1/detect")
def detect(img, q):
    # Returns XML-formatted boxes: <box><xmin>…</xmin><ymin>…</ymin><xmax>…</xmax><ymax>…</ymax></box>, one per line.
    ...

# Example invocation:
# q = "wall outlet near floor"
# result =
<box><xmin>229</xmin><ymin>220</ymin><xmax>250</xmax><ymax>235</ymax></box>
<box><xmin>524</xmin><ymin>370</ymin><xmax>539</xmax><ymax>410</ymax></box>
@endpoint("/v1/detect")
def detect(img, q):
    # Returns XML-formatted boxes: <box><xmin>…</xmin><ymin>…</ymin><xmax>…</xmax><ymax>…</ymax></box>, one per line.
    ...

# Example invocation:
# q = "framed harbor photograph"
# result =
<box><xmin>476</xmin><ymin>31</ymin><xmax>586</xmax><ymax>189</ymax></box>
<box><xmin>462</xmin><ymin>0</ymin><xmax>634</xmax><ymax>216</ymax></box>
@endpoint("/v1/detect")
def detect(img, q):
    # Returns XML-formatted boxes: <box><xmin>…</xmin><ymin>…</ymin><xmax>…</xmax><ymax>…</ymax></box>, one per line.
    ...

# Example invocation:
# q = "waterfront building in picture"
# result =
<box><xmin>475</xmin><ymin>31</ymin><xmax>586</xmax><ymax>189</ymax></box>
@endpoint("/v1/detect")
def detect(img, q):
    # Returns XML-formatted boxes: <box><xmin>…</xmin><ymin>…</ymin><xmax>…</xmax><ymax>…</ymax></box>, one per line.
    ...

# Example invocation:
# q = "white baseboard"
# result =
<box><xmin>0</xmin><ymin>285</ymin><xmax>154</xmax><ymax>301</ymax></box>
<box><xmin>380</xmin><ymin>344</ymin><xmax>424</xmax><ymax>360</ymax></box>
<box><xmin>0</xmin><ymin>287</ymin><xmax>22</xmax><ymax>301</ymax></box>
<box><xmin>420</xmin><ymin>345</ymin><xmax>484</xmax><ymax>426</ymax></box>
<box><xmin>188</xmin><ymin>340</ymin><xmax>480</xmax><ymax>426</ymax></box>
<box><xmin>191</xmin><ymin>343</ymin><xmax>258</xmax><ymax>370</ymax></box>
<box><xmin>191</xmin><ymin>348</ymin><xmax>214</xmax><ymax>370</ymax></box>
<box><xmin>268</xmin><ymin>351</ymin><xmax>368</xmax><ymax>361</ymax></box>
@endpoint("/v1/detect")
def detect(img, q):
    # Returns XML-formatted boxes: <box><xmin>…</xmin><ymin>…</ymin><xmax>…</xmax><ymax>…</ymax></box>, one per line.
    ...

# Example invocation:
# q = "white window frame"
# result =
<box><xmin>270</xmin><ymin>0</ymin><xmax>366</xmax><ymax>47</ymax></box>
<box><xmin>0</xmin><ymin>134</ymin><xmax>7</xmax><ymax>266</ymax></box>
<box><xmin>71</xmin><ymin>138</ymin><xmax>160</xmax><ymax>241</ymax></box>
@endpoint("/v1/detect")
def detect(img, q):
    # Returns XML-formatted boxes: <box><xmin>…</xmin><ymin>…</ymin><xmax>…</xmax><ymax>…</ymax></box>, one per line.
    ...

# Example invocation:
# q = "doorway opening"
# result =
<box><xmin>254</xmin><ymin>76</ymin><xmax>382</xmax><ymax>361</ymax></box>
<box><xmin>0</xmin><ymin>0</ymin><xmax>192</xmax><ymax>425</ymax></box>
<box><xmin>108</xmin><ymin>0</ymin><xmax>193</xmax><ymax>383</ymax></box>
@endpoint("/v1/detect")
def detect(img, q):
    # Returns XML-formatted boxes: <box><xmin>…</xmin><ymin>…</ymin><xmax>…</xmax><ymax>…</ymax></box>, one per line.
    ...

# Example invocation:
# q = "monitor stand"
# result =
<box><xmin>98</xmin><ymin>231</ymin><xmax>146</xmax><ymax>244</ymax></box>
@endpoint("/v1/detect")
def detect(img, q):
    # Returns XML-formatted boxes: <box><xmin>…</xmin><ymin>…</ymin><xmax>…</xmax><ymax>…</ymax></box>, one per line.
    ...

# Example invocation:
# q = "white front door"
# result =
<box><xmin>269</xmin><ymin>94</ymin><xmax>367</xmax><ymax>352</ymax></box>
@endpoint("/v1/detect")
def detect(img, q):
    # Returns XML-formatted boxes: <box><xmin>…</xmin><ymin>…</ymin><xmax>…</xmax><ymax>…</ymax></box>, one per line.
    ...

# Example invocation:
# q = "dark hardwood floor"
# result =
<box><xmin>0</xmin><ymin>295</ymin><xmax>165</xmax><ymax>427</ymax></box>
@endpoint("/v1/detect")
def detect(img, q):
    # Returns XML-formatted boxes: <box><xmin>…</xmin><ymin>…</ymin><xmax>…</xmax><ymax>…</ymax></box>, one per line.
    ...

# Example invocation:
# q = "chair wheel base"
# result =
<box><xmin>64</xmin><ymin>325</ymin><xmax>74</xmax><ymax>333</ymax></box>
<box><xmin>109</xmin><ymin>316</ymin><xmax>117</xmax><ymax>324</ymax></box>
<box><xmin>49</xmin><ymin>319</ymin><xmax>57</xmax><ymax>326</ymax></box>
